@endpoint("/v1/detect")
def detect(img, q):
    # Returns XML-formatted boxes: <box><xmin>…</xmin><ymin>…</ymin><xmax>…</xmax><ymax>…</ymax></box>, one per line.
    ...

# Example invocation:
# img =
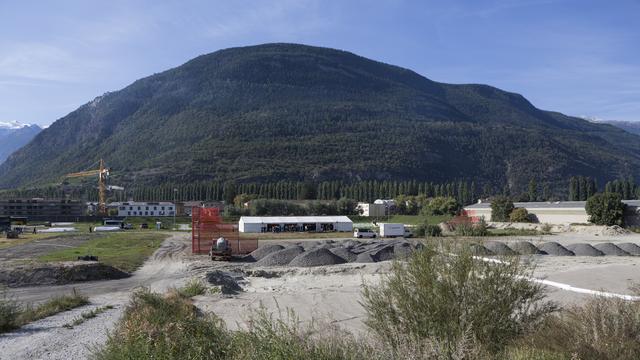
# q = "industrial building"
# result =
<box><xmin>356</xmin><ymin>202</ymin><xmax>387</xmax><ymax>217</ymax></box>
<box><xmin>239</xmin><ymin>216</ymin><xmax>353</xmax><ymax>233</ymax></box>
<box><xmin>464</xmin><ymin>200</ymin><xmax>640</xmax><ymax>225</ymax></box>
<box><xmin>0</xmin><ymin>198</ymin><xmax>84</xmax><ymax>219</ymax></box>
<box><xmin>112</xmin><ymin>201</ymin><xmax>176</xmax><ymax>217</ymax></box>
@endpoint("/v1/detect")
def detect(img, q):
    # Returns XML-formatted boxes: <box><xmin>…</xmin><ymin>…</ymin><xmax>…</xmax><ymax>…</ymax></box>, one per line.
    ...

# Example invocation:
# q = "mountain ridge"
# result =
<box><xmin>1</xmin><ymin>43</ymin><xmax>639</xmax><ymax>193</ymax></box>
<box><xmin>0</xmin><ymin>123</ymin><xmax>42</xmax><ymax>165</ymax></box>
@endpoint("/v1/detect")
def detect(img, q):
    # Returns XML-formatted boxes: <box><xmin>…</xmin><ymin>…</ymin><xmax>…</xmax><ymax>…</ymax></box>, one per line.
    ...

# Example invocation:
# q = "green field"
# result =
<box><xmin>38</xmin><ymin>232</ymin><xmax>169</xmax><ymax>272</ymax></box>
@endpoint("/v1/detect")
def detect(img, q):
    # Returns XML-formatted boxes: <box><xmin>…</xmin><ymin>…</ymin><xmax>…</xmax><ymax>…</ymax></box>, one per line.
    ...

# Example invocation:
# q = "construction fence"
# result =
<box><xmin>191</xmin><ymin>207</ymin><xmax>258</xmax><ymax>255</ymax></box>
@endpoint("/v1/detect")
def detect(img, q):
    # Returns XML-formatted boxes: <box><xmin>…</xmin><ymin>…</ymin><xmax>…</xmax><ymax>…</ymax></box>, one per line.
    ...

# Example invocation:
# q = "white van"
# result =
<box><xmin>354</xmin><ymin>228</ymin><xmax>377</xmax><ymax>238</ymax></box>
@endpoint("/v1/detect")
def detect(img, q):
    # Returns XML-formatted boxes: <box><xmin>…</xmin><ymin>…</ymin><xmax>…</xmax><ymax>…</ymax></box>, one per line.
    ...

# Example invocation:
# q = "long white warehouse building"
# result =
<box><xmin>239</xmin><ymin>216</ymin><xmax>353</xmax><ymax>233</ymax></box>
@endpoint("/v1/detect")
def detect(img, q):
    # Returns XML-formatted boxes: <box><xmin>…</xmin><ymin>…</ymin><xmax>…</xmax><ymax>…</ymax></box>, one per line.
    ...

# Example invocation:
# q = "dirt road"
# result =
<box><xmin>0</xmin><ymin>233</ymin><xmax>193</xmax><ymax>360</ymax></box>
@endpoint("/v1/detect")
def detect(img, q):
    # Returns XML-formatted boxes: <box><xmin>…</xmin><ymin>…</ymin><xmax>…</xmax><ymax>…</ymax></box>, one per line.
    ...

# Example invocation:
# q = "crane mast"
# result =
<box><xmin>64</xmin><ymin>159</ymin><xmax>109</xmax><ymax>215</ymax></box>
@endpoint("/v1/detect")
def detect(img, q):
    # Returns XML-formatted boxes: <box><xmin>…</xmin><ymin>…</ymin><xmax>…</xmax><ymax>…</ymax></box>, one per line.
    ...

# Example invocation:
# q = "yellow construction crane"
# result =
<box><xmin>64</xmin><ymin>159</ymin><xmax>109</xmax><ymax>215</ymax></box>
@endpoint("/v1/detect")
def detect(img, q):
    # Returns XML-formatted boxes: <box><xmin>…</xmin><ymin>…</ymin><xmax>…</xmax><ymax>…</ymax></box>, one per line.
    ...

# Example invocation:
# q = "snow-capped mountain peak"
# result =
<box><xmin>0</xmin><ymin>120</ymin><xmax>35</xmax><ymax>130</ymax></box>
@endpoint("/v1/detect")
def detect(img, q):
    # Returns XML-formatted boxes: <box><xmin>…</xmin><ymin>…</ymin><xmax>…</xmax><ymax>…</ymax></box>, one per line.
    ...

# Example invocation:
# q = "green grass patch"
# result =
<box><xmin>487</xmin><ymin>228</ymin><xmax>549</xmax><ymax>236</ymax></box>
<box><xmin>64</xmin><ymin>304</ymin><xmax>114</xmax><ymax>329</ymax></box>
<box><xmin>1</xmin><ymin>290</ymin><xmax>89</xmax><ymax>333</ymax></box>
<box><xmin>37</xmin><ymin>232</ymin><xmax>168</xmax><ymax>272</ymax></box>
<box><xmin>177</xmin><ymin>279</ymin><xmax>208</xmax><ymax>298</ymax></box>
<box><xmin>350</xmin><ymin>214</ymin><xmax>452</xmax><ymax>226</ymax></box>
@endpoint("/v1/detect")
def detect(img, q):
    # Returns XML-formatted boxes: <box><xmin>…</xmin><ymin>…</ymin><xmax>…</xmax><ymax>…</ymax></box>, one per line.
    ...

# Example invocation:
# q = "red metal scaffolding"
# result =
<box><xmin>191</xmin><ymin>207</ymin><xmax>258</xmax><ymax>255</ymax></box>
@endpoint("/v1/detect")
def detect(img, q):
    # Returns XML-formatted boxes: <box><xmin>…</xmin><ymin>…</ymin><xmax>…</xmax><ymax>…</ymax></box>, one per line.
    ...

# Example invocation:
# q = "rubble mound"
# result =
<box><xmin>289</xmin><ymin>248</ymin><xmax>347</xmax><ymax>267</ymax></box>
<box><xmin>206</xmin><ymin>270</ymin><xmax>244</xmax><ymax>294</ymax></box>
<box><xmin>593</xmin><ymin>243</ymin><xmax>630</xmax><ymax>256</ymax></box>
<box><xmin>566</xmin><ymin>243</ymin><xmax>605</xmax><ymax>256</ymax></box>
<box><xmin>510</xmin><ymin>241</ymin><xmax>546</xmax><ymax>255</ymax></box>
<box><xmin>0</xmin><ymin>262</ymin><xmax>129</xmax><ymax>288</ymax></box>
<box><xmin>249</xmin><ymin>244</ymin><xmax>285</xmax><ymax>261</ymax></box>
<box><xmin>539</xmin><ymin>242</ymin><xmax>575</xmax><ymax>256</ymax></box>
<box><xmin>255</xmin><ymin>246</ymin><xmax>305</xmax><ymax>266</ymax></box>
<box><xmin>329</xmin><ymin>247</ymin><xmax>358</xmax><ymax>262</ymax></box>
<box><xmin>484</xmin><ymin>241</ymin><xmax>518</xmax><ymax>256</ymax></box>
<box><xmin>601</xmin><ymin>225</ymin><xmax>630</xmax><ymax>236</ymax></box>
<box><xmin>616</xmin><ymin>243</ymin><xmax>640</xmax><ymax>255</ymax></box>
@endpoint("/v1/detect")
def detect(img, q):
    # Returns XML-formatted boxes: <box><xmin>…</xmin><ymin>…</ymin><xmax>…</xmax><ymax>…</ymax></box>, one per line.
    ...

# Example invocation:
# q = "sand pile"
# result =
<box><xmin>256</xmin><ymin>246</ymin><xmax>305</xmax><ymax>266</ymax></box>
<box><xmin>289</xmin><ymin>248</ymin><xmax>347</xmax><ymax>267</ymax></box>
<box><xmin>539</xmin><ymin>242</ymin><xmax>574</xmax><ymax>256</ymax></box>
<box><xmin>616</xmin><ymin>243</ymin><xmax>640</xmax><ymax>255</ymax></box>
<box><xmin>249</xmin><ymin>244</ymin><xmax>285</xmax><ymax>261</ymax></box>
<box><xmin>510</xmin><ymin>241</ymin><xmax>545</xmax><ymax>255</ymax></box>
<box><xmin>484</xmin><ymin>241</ymin><xmax>518</xmax><ymax>256</ymax></box>
<box><xmin>593</xmin><ymin>243</ymin><xmax>630</xmax><ymax>256</ymax></box>
<box><xmin>566</xmin><ymin>243</ymin><xmax>605</xmax><ymax>256</ymax></box>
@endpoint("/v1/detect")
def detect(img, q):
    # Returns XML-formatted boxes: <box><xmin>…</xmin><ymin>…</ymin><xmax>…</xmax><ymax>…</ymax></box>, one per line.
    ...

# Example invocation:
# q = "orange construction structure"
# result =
<box><xmin>191</xmin><ymin>207</ymin><xmax>258</xmax><ymax>255</ymax></box>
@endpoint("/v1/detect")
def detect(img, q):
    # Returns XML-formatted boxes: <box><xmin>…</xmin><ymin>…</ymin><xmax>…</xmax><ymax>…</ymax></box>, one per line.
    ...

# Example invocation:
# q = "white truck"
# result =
<box><xmin>379</xmin><ymin>223</ymin><xmax>412</xmax><ymax>238</ymax></box>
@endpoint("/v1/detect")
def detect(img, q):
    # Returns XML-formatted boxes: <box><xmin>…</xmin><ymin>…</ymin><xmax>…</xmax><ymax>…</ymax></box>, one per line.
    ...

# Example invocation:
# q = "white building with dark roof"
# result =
<box><xmin>114</xmin><ymin>202</ymin><xmax>176</xmax><ymax>217</ymax></box>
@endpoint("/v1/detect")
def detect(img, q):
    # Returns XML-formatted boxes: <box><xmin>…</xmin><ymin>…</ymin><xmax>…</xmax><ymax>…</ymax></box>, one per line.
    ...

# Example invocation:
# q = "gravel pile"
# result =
<box><xmin>289</xmin><ymin>248</ymin><xmax>347</xmax><ymax>267</ymax></box>
<box><xmin>329</xmin><ymin>247</ymin><xmax>357</xmax><ymax>262</ymax></box>
<box><xmin>355</xmin><ymin>252</ymin><xmax>376</xmax><ymax>263</ymax></box>
<box><xmin>539</xmin><ymin>242</ymin><xmax>575</xmax><ymax>256</ymax></box>
<box><xmin>593</xmin><ymin>243</ymin><xmax>630</xmax><ymax>256</ymax></box>
<box><xmin>249</xmin><ymin>244</ymin><xmax>285</xmax><ymax>261</ymax></box>
<box><xmin>617</xmin><ymin>243</ymin><xmax>640</xmax><ymax>255</ymax></box>
<box><xmin>206</xmin><ymin>270</ymin><xmax>244</xmax><ymax>294</ymax></box>
<box><xmin>510</xmin><ymin>241</ymin><xmax>545</xmax><ymax>255</ymax></box>
<box><xmin>484</xmin><ymin>241</ymin><xmax>518</xmax><ymax>256</ymax></box>
<box><xmin>256</xmin><ymin>246</ymin><xmax>305</xmax><ymax>266</ymax></box>
<box><xmin>469</xmin><ymin>244</ymin><xmax>494</xmax><ymax>256</ymax></box>
<box><xmin>393</xmin><ymin>242</ymin><xmax>414</xmax><ymax>259</ymax></box>
<box><xmin>565</xmin><ymin>243</ymin><xmax>605</xmax><ymax>256</ymax></box>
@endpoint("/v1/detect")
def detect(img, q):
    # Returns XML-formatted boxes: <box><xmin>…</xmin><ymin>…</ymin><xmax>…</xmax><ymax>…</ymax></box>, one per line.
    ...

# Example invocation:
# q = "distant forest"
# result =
<box><xmin>2</xmin><ymin>176</ymin><xmax>639</xmax><ymax>205</ymax></box>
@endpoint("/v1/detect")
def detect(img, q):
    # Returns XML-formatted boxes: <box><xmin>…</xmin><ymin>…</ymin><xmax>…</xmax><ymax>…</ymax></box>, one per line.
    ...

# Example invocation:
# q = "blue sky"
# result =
<box><xmin>0</xmin><ymin>0</ymin><xmax>638</xmax><ymax>127</ymax></box>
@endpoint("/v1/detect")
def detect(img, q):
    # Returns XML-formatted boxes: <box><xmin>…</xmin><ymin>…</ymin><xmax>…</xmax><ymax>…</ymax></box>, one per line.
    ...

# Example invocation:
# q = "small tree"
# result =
<box><xmin>509</xmin><ymin>208</ymin><xmax>530</xmax><ymax>223</ymax></box>
<box><xmin>491</xmin><ymin>196</ymin><xmax>515</xmax><ymax>222</ymax></box>
<box><xmin>422</xmin><ymin>196</ymin><xmax>459</xmax><ymax>216</ymax></box>
<box><xmin>586</xmin><ymin>193</ymin><xmax>625</xmax><ymax>226</ymax></box>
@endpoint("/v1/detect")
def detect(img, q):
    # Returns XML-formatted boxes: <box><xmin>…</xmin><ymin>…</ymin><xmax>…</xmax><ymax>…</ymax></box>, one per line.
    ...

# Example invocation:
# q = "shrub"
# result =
<box><xmin>586</xmin><ymin>193</ymin><xmax>625</xmax><ymax>226</ymax></box>
<box><xmin>177</xmin><ymin>278</ymin><xmax>208</xmax><ymax>298</ymax></box>
<box><xmin>509</xmin><ymin>208</ymin><xmax>531</xmax><ymax>223</ymax></box>
<box><xmin>454</xmin><ymin>219</ymin><xmax>489</xmax><ymax>236</ymax></box>
<box><xmin>523</xmin><ymin>295</ymin><xmax>640</xmax><ymax>360</ymax></box>
<box><xmin>362</xmin><ymin>241</ymin><xmax>556</xmax><ymax>356</ymax></box>
<box><xmin>415</xmin><ymin>223</ymin><xmax>442</xmax><ymax>237</ymax></box>
<box><xmin>18</xmin><ymin>290</ymin><xmax>88</xmax><ymax>325</ymax></box>
<box><xmin>422</xmin><ymin>196</ymin><xmax>460</xmax><ymax>216</ymax></box>
<box><xmin>0</xmin><ymin>295</ymin><xmax>20</xmax><ymax>333</ymax></box>
<box><xmin>491</xmin><ymin>196</ymin><xmax>515</xmax><ymax>222</ymax></box>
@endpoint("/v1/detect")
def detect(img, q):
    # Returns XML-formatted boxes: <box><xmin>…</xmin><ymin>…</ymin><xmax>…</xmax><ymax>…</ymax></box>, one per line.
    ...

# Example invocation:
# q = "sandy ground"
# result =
<box><xmin>3</xmin><ymin>230</ymin><xmax>640</xmax><ymax>359</ymax></box>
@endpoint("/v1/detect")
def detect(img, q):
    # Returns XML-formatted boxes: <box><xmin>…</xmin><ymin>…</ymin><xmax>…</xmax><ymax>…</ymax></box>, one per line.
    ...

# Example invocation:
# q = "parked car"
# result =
<box><xmin>123</xmin><ymin>223</ymin><xmax>133</xmax><ymax>230</ymax></box>
<box><xmin>354</xmin><ymin>228</ymin><xmax>377</xmax><ymax>238</ymax></box>
<box><xmin>140</xmin><ymin>223</ymin><xmax>149</xmax><ymax>229</ymax></box>
<box><xmin>404</xmin><ymin>229</ymin><xmax>414</xmax><ymax>238</ymax></box>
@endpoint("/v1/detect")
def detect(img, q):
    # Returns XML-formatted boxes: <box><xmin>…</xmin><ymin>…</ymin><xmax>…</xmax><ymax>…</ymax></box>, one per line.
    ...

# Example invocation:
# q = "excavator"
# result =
<box><xmin>63</xmin><ymin>159</ymin><xmax>111</xmax><ymax>215</ymax></box>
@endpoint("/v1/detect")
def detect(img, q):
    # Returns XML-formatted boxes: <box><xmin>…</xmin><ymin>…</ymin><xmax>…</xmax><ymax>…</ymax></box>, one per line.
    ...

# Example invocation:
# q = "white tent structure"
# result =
<box><xmin>239</xmin><ymin>216</ymin><xmax>353</xmax><ymax>233</ymax></box>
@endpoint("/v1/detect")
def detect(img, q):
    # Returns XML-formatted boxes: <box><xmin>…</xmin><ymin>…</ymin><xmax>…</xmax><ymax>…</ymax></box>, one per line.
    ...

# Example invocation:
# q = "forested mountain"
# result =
<box><xmin>601</xmin><ymin>120</ymin><xmax>640</xmax><ymax>136</ymax></box>
<box><xmin>0</xmin><ymin>122</ymin><xmax>41</xmax><ymax>165</ymax></box>
<box><xmin>1</xmin><ymin>43</ymin><xmax>639</xmax><ymax>194</ymax></box>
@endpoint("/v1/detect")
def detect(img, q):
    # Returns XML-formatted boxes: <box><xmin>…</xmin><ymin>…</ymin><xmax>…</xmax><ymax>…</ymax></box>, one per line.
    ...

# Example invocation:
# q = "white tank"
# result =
<box><xmin>216</xmin><ymin>237</ymin><xmax>229</xmax><ymax>251</ymax></box>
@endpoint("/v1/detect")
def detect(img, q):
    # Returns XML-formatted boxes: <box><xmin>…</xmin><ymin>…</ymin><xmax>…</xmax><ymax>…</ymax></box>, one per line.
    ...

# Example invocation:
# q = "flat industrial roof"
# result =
<box><xmin>240</xmin><ymin>216</ymin><xmax>353</xmax><ymax>224</ymax></box>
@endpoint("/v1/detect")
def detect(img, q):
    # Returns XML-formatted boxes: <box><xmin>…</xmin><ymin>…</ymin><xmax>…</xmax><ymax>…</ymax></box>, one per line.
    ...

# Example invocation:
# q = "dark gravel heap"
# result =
<box><xmin>510</xmin><ymin>241</ymin><xmax>546</xmax><ymax>255</ymax></box>
<box><xmin>593</xmin><ymin>243</ymin><xmax>630</xmax><ymax>256</ymax></box>
<box><xmin>329</xmin><ymin>247</ymin><xmax>357</xmax><ymax>262</ymax></box>
<box><xmin>249</xmin><ymin>244</ymin><xmax>285</xmax><ymax>261</ymax></box>
<box><xmin>289</xmin><ymin>248</ymin><xmax>347</xmax><ymax>267</ymax></box>
<box><xmin>539</xmin><ymin>242</ymin><xmax>575</xmax><ymax>256</ymax></box>
<box><xmin>206</xmin><ymin>270</ymin><xmax>244</xmax><ymax>294</ymax></box>
<box><xmin>566</xmin><ymin>243</ymin><xmax>605</xmax><ymax>256</ymax></box>
<box><xmin>484</xmin><ymin>241</ymin><xmax>518</xmax><ymax>256</ymax></box>
<box><xmin>617</xmin><ymin>243</ymin><xmax>640</xmax><ymax>255</ymax></box>
<box><xmin>256</xmin><ymin>246</ymin><xmax>305</xmax><ymax>266</ymax></box>
<box><xmin>469</xmin><ymin>244</ymin><xmax>494</xmax><ymax>256</ymax></box>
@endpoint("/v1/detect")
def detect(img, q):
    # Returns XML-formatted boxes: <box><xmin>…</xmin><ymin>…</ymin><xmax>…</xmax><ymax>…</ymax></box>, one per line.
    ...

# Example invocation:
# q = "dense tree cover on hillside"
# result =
<box><xmin>1</xmin><ymin>44</ymin><xmax>640</xmax><ymax>193</ymax></box>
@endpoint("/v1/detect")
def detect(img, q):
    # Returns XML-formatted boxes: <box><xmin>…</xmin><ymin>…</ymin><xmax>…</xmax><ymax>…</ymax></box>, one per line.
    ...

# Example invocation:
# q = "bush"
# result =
<box><xmin>422</xmin><ymin>197</ymin><xmax>460</xmax><ymax>216</ymax></box>
<box><xmin>177</xmin><ymin>278</ymin><xmax>208</xmax><ymax>297</ymax></box>
<box><xmin>18</xmin><ymin>290</ymin><xmax>89</xmax><ymax>325</ymax></box>
<box><xmin>362</xmin><ymin>241</ymin><xmax>556</xmax><ymax>356</ymax></box>
<box><xmin>491</xmin><ymin>196</ymin><xmax>515</xmax><ymax>222</ymax></box>
<box><xmin>454</xmin><ymin>219</ymin><xmax>489</xmax><ymax>236</ymax></box>
<box><xmin>415</xmin><ymin>223</ymin><xmax>442</xmax><ymax>237</ymax></box>
<box><xmin>509</xmin><ymin>208</ymin><xmax>530</xmax><ymax>223</ymax></box>
<box><xmin>523</xmin><ymin>295</ymin><xmax>640</xmax><ymax>360</ymax></box>
<box><xmin>0</xmin><ymin>295</ymin><xmax>20</xmax><ymax>333</ymax></box>
<box><xmin>586</xmin><ymin>193</ymin><xmax>625</xmax><ymax>226</ymax></box>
